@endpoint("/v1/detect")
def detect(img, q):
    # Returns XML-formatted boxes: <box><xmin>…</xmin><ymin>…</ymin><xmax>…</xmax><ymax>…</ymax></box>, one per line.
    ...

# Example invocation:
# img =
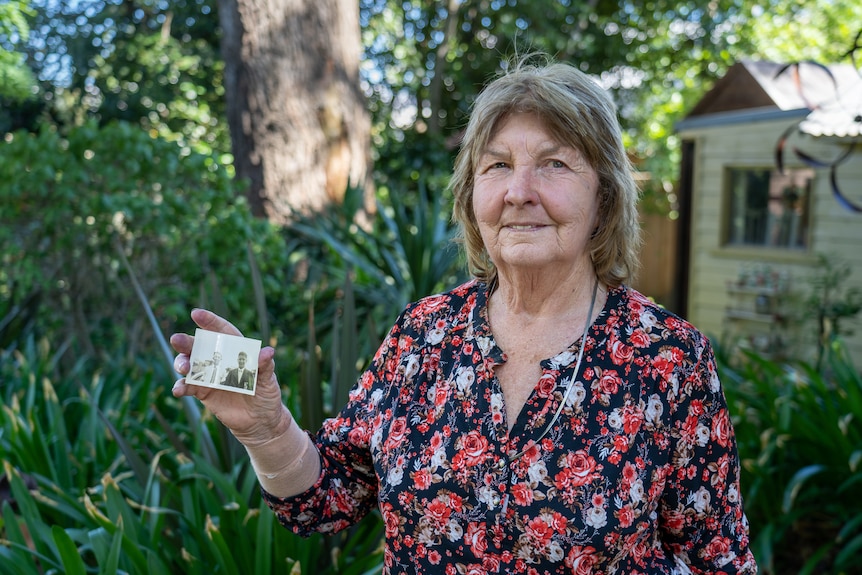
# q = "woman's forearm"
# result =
<box><xmin>242</xmin><ymin>412</ymin><xmax>321</xmax><ymax>498</ymax></box>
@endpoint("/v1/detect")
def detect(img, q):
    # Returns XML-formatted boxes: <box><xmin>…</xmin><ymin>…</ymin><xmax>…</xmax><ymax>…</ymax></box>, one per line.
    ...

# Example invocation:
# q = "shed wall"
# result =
<box><xmin>679</xmin><ymin>115</ymin><xmax>862</xmax><ymax>366</ymax></box>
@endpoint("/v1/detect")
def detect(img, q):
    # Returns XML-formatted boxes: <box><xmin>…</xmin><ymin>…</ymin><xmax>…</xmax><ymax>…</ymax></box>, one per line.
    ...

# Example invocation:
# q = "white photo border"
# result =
<box><xmin>187</xmin><ymin>329</ymin><xmax>262</xmax><ymax>396</ymax></box>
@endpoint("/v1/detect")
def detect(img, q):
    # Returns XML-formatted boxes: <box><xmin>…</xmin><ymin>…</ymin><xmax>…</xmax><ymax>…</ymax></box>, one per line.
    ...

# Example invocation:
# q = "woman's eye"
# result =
<box><xmin>549</xmin><ymin>159</ymin><xmax>567</xmax><ymax>169</ymax></box>
<box><xmin>482</xmin><ymin>161</ymin><xmax>507</xmax><ymax>171</ymax></box>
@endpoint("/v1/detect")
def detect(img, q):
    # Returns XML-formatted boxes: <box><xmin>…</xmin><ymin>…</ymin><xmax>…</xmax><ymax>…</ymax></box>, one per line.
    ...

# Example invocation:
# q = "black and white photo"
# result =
<box><xmin>187</xmin><ymin>329</ymin><xmax>260</xmax><ymax>395</ymax></box>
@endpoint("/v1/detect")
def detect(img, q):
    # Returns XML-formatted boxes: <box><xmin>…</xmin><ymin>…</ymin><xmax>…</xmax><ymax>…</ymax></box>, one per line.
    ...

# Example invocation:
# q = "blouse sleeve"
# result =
<box><xmin>260</xmin><ymin>310</ymin><xmax>409</xmax><ymax>536</ymax></box>
<box><xmin>658</xmin><ymin>336</ymin><xmax>758</xmax><ymax>574</ymax></box>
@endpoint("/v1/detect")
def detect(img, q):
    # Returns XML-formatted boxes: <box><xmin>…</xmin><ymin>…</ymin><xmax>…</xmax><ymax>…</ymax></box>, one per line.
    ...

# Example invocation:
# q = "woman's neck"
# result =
<box><xmin>491</xmin><ymin>267</ymin><xmax>601</xmax><ymax>320</ymax></box>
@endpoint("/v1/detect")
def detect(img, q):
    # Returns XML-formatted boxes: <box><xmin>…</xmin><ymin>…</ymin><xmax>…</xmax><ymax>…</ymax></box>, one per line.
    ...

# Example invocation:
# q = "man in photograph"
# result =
<box><xmin>189</xmin><ymin>351</ymin><xmax>223</xmax><ymax>385</ymax></box>
<box><xmin>222</xmin><ymin>351</ymin><xmax>254</xmax><ymax>391</ymax></box>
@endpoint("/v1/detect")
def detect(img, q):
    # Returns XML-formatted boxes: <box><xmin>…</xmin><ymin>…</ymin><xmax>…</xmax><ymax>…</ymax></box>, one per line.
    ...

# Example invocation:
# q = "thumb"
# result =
<box><xmin>190</xmin><ymin>308</ymin><xmax>243</xmax><ymax>337</ymax></box>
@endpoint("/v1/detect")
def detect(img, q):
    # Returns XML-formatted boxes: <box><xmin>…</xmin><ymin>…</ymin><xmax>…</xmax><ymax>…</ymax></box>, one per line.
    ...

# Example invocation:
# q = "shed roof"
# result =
<box><xmin>677</xmin><ymin>60</ymin><xmax>862</xmax><ymax>138</ymax></box>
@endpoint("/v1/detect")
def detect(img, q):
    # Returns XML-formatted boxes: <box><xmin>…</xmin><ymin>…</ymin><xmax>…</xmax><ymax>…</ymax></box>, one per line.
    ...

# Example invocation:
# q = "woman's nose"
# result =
<box><xmin>504</xmin><ymin>167</ymin><xmax>539</xmax><ymax>205</ymax></box>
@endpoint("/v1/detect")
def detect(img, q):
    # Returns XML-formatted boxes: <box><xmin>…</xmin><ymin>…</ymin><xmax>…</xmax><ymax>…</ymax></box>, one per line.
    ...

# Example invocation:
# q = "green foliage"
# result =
<box><xmin>19</xmin><ymin>0</ymin><xmax>227</xmax><ymax>153</ymax></box>
<box><xmin>801</xmin><ymin>254</ymin><xmax>862</xmax><ymax>370</ymax></box>
<box><xmin>0</xmin><ymin>119</ymin><xmax>284</xmax><ymax>366</ymax></box>
<box><xmin>0</xmin><ymin>0</ymin><xmax>39</xmax><ymax>131</ymax></box>
<box><xmin>719</xmin><ymin>342</ymin><xmax>862</xmax><ymax>574</ymax></box>
<box><xmin>281</xmin><ymin>181</ymin><xmax>466</xmax><ymax>351</ymax></box>
<box><xmin>8</xmin><ymin>1</ymin><xmax>862</xmax><ymax>218</ymax></box>
<box><xmin>272</xmin><ymin>180</ymin><xmax>467</xmax><ymax>429</ymax></box>
<box><xmin>361</xmin><ymin>0</ymin><xmax>862</xmax><ymax>210</ymax></box>
<box><xmin>0</xmin><ymin>339</ymin><xmax>384</xmax><ymax>574</ymax></box>
<box><xmin>741</xmin><ymin>1</ymin><xmax>862</xmax><ymax>64</ymax></box>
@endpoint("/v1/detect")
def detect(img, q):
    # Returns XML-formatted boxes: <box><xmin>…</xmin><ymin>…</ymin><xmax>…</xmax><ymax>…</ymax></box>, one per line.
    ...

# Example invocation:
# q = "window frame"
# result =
<box><xmin>720</xmin><ymin>164</ymin><xmax>815</xmax><ymax>252</ymax></box>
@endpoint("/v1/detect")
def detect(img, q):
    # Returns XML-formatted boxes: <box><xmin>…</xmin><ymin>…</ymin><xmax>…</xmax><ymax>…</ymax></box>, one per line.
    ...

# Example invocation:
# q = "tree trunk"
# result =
<box><xmin>428</xmin><ymin>0</ymin><xmax>460</xmax><ymax>136</ymax></box>
<box><xmin>217</xmin><ymin>0</ymin><xmax>371</xmax><ymax>223</ymax></box>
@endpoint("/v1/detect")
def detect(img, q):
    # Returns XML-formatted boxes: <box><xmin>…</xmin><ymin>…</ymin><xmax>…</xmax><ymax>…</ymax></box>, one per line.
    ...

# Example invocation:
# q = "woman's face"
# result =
<box><xmin>472</xmin><ymin>112</ymin><xmax>600</xmax><ymax>279</ymax></box>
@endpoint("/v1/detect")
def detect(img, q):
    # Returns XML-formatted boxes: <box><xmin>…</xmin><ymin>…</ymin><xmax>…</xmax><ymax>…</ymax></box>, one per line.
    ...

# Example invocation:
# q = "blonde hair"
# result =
<box><xmin>449</xmin><ymin>55</ymin><xmax>641</xmax><ymax>287</ymax></box>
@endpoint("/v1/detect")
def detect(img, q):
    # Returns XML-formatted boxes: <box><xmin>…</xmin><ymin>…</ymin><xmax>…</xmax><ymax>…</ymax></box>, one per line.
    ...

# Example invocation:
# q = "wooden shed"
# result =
<box><xmin>674</xmin><ymin>60</ymin><xmax>862</xmax><ymax>364</ymax></box>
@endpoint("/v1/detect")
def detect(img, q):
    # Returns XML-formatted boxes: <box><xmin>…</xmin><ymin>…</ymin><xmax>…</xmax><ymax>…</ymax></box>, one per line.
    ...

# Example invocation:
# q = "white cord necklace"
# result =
<box><xmin>502</xmin><ymin>277</ymin><xmax>599</xmax><ymax>465</ymax></box>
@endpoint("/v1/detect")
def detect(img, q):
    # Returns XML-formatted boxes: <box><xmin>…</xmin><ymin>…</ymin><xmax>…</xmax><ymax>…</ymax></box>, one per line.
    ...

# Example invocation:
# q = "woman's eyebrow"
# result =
<box><xmin>479</xmin><ymin>142</ymin><xmax>569</xmax><ymax>158</ymax></box>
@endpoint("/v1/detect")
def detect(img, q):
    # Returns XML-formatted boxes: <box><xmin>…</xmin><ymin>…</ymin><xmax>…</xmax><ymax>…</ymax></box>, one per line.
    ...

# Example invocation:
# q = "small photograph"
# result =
<box><xmin>187</xmin><ymin>329</ymin><xmax>261</xmax><ymax>396</ymax></box>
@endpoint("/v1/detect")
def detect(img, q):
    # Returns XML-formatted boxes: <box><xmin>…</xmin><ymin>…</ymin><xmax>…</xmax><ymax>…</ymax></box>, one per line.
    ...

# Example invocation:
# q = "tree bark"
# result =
<box><xmin>217</xmin><ymin>0</ymin><xmax>371</xmax><ymax>223</ymax></box>
<box><xmin>428</xmin><ymin>0</ymin><xmax>460</xmax><ymax>135</ymax></box>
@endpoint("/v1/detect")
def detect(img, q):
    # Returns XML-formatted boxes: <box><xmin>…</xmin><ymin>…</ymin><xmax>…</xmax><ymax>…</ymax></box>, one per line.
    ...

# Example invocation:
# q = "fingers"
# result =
<box><xmin>172</xmin><ymin>378</ymin><xmax>200</xmax><ymax>398</ymax></box>
<box><xmin>257</xmin><ymin>346</ymin><xmax>276</xmax><ymax>377</ymax></box>
<box><xmin>170</xmin><ymin>332</ymin><xmax>193</xmax><ymax>354</ymax></box>
<box><xmin>172</xmin><ymin>350</ymin><xmax>190</xmax><ymax>376</ymax></box>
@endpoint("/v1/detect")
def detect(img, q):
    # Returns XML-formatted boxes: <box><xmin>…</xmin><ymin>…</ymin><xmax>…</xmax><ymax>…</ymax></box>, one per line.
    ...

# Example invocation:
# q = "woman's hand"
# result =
<box><xmin>170</xmin><ymin>309</ymin><xmax>291</xmax><ymax>447</ymax></box>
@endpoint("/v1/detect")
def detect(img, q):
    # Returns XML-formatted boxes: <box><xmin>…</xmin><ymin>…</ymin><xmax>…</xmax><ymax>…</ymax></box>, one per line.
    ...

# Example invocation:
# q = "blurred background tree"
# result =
<box><xmin>217</xmin><ymin>0</ymin><xmax>372</xmax><ymax>221</ymax></box>
<box><xmin>3</xmin><ymin>0</ymin><xmax>860</xmax><ymax>215</ymax></box>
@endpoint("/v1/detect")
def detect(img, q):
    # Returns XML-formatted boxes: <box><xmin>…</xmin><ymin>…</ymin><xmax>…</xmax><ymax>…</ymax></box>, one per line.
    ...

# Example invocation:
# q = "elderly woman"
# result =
<box><xmin>171</xmin><ymin>57</ymin><xmax>757</xmax><ymax>574</ymax></box>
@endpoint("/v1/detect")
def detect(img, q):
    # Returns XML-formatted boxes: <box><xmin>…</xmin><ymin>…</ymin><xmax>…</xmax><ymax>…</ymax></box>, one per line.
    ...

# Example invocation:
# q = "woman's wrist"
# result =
<box><xmin>240</xmin><ymin>409</ymin><xmax>322</xmax><ymax>497</ymax></box>
<box><xmin>229</xmin><ymin>405</ymin><xmax>293</xmax><ymax>448</ymax></box>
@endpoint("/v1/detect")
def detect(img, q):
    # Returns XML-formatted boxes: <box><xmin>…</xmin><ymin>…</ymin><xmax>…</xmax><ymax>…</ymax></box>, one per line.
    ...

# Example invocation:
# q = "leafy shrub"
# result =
<box><xmin>0</xmin><ymin>120</ymin><xmax>288</xmax><ymax>368</ymax></box>
<box><xmin>281</xmin><ymin>181</ymin><xmax>465</xmax><ymax>349</ymax></box>
<box><xmin>0</xmin><ymin>337</ymin><xmax>384</xmax><ymax>574</ymax></box>
<box><xmin>719</xmin><ymin>342</ymin><xmax>862</xmax><ymax>574</ymax></box>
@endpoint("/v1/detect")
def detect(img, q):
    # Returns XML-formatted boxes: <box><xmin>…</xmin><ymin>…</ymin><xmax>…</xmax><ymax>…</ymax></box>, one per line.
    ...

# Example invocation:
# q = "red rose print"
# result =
<box><xmin>384</xmin><ymin>416</ymin><xmax>408</xmax><ymax>451</ymax></box>
<box><xmin>617</xmin><ymin>504</ymin><xmax>635</xmax><ymax>528</ymax></box>
<box><xmin>512</xmin><ymin>482</ymin><xmax>534</xmax><ymax>506</ymax></box>
<box><xmin>536</xmin><ymin>373</ymin><xmax>557</xmax><ymax>397</ymax></box>
<box><xmin>426</xmin><ymin>498</ymin><xmax>451</xmax><ymax>529</ymax></box>
<box><xmin>705</xmin><ymin>535</ymin><xmax>732</xmax><ymax>560</ymax></box>
<box><xmin>598</xmin><ymin>370</ymin><xmax>622</xmax><ymax>395</ymax></box>
<box><xmin>466</xmin><ymin>521</ymin><xmax>488</xmax><ymax>556</ymax></box>
<box><xmin>555</xmin><ymin>449</ymin><xmax>600</xmax><ymax>492</ymax></box>
<box><xmin>631</xmin><ymin>328</ymin><xmax>651</xmax><ymax>348</ymax></box>
<box><xmin>711</xmin><ymin>409</ymin><xmax>731</xmax><ymax>448</ymax></box>
<box><xmin>526</xmin><ymin>516</ymin><xmax>554</xmax><ymax>547</ymax></box>
<box><xmin>609</xmin><ymin>339</ymin><xmax>634</xmax><ymax>365</ymax></box>
<box><xmin>459</xmin><ymin>430</ymin><xmax>490</xmax><ymax>466</ymax></box>
<box><xmin>565</xmin><ymin>545</ymin><xmax>598</xmax><ymax>575</ymax></box>
<box><xmin>621</xmin><ymin>403</ymin><xmax>645</xmax><ymax>434</ymax></box>
<box><xmin>412</xmin><ymin>468</ymin><xmax>432</xmax><ymax>490</ymax></box>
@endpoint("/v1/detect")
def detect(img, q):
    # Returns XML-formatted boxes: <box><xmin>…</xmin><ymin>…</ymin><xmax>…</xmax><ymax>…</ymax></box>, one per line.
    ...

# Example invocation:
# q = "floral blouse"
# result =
<box><xmin>263</xmin><ymin>280</ymin><xmax>757</xmax><ymax>574</ymax></box>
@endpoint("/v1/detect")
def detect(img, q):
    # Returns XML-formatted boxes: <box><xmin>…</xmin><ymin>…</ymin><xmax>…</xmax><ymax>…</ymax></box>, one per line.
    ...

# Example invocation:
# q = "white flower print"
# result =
<box><xmin>404</xmin><ymin>354</ymin><xmax>420</xmax><ymax>380</ymax></box>
<box><xmin>727</xmin><ymin>483</ymin><xmax>739</xmax><ymax>504</ymax></box>
<box><xmin>608</xmin><ymin>408</ymin><xmax>623</xmax><ymax>430</ymax></box>
<box><xmin>456</xmin><ymin>366</ymin><xmax>476</xmax><ymax>393</ymax></box>
<box><xmin>695</xmin><ymin>424</ymin><xmax>711</xmax><ymax>447</ymax></box>
<box><xmin>646</xmin><ymin>394</ymin><xmax>663</xmax><ymax>424</ymax></box>
<box><xmin>692</xmin><ymin>486</ymin><xmax>711</xmax><ymax>513</ymax></box>
<box><xmin>527</xmin><ymin>460</ymin><xmax>549</xmax><ymax>484</ymax></box>
<box><xmin>565</xmin><ymin>380</ymin><xmax>587</xmax><ymax>409</ymax></box>
<box><xmin>630</xmin><ymin>479</ymin><xmax>645</xmax><ymax>504</ymax></box>
<box><xmin>585</xmin><ymin>505</ymin><xmax>608</xmax><ymax>529</ymax></box>
<box><xmin>388</xmin><ymin>464</ymin><xmax>404</xmax><ymax>486</ymax></box>
<box><xmin>427</xmin><ymin>326</ymin><xmax>446</xmax><ymax>345</ymax></box>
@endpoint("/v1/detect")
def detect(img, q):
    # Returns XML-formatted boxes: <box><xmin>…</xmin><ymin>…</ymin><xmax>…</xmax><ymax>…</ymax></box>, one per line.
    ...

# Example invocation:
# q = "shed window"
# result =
<box><xmin>724</xmin><ymin>167</ymin><xmax>813</xmax><ymax>249</ymax></box>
